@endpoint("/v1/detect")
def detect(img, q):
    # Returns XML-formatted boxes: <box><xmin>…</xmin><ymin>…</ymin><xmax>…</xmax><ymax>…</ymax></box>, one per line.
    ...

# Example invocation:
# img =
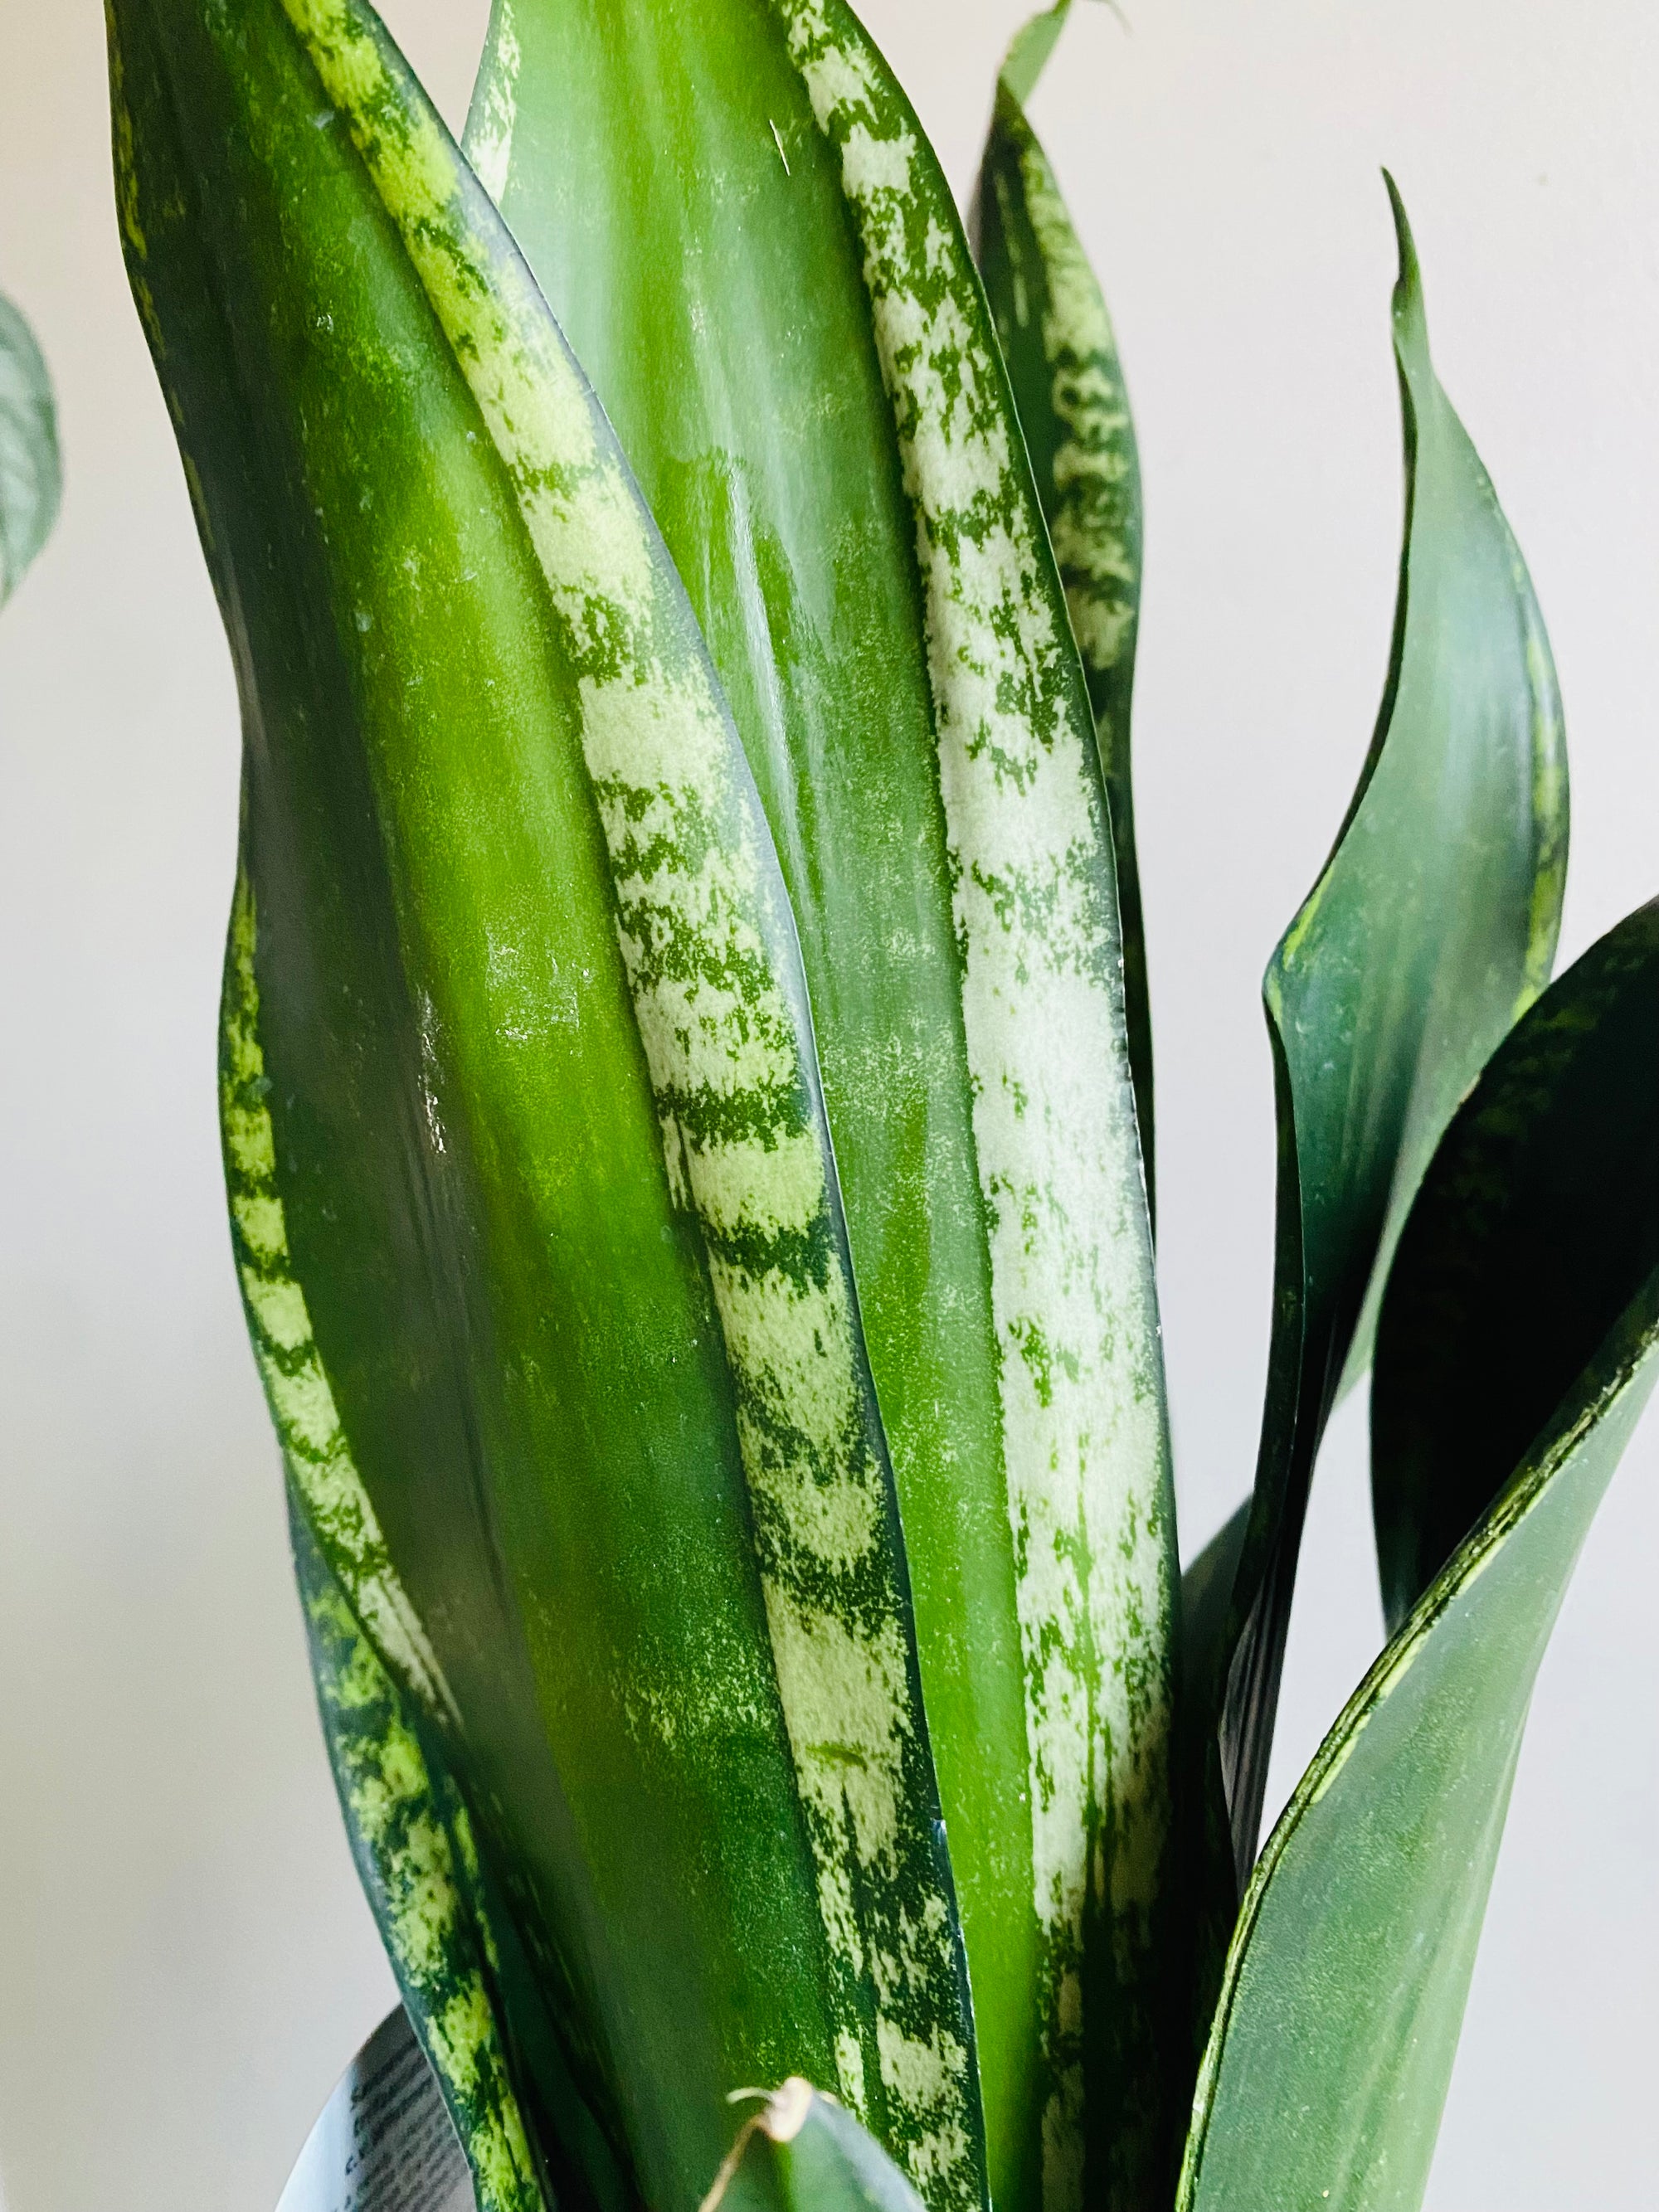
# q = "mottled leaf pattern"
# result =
<box><xmin>111</xmin><ymin>1</ymin><xmax>977</xmax><ymax>2206</ymax></box>
<box><xmin>292</xmin><ymin>1499</ymin><xmax>546</xmax><ymax>2212</ymax></box>
<box><xmin>468</xmin><ymin>2</ymin><xmax>1176</xmax><ymax>2205</ymax></box>
<box><xmin>107</xmin><ymin>9</ymin><xmax>1623</xmax><ymax>2212</ymax></box>
<box><xmin>973</xmin><ymin>0</ymin><xmax>1151</xmax><ymax>1199</ymax></box>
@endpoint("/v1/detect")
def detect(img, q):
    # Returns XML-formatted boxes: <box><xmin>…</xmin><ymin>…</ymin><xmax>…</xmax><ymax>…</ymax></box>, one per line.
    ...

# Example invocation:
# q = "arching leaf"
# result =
<box><xmin>1178</xmin><ymin>901</ymin><xmax>1659</xmax><ymax>2212</ymax></box>
<box><xmin>1214</xmin><ymin>177</ymin><xmax>1568</xmax><ymax>1877</ymax></box>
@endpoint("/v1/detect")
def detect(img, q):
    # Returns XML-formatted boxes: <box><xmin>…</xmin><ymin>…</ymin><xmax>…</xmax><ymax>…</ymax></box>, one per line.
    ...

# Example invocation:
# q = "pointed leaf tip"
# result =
<box><xmin>1384</xmin><ymin>171</ymin><xmax>1426</xmax><ymax>338</ymax></box>
<box><xmin>1212</xmin><ymin>173</ymin><xmax>1568</xmax><ymax>1879</ymax></box>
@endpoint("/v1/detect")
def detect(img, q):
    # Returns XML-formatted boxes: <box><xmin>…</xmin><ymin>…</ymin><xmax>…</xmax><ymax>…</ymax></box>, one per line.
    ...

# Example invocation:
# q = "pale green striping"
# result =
<box><xmin>278</xmin><ymin>7</ymin><xmax>978</xmax><ymax>2200</ymax></box>
<box><xmin>468</xmin><ymin>0</ymin><xmax>520</xmax><ymax>202</ymax></box>
<box><xmin>1003</xmin><ymin>100</ymin><xmax>1136</xmax><ymax>686</ymax></box>
<box><xmin>221</xmin><ymin>869</ymin><xmax>455</xmax><ymax>1725</ymax></box>
<box><xmin>301</xmin><ymin>1532</ymin><xmax>544</xmax><ymax>2212</ymax></box>
<box><xmin>777</xmin><ymin>5</ymin><xmax>1172</xmax><ymax>2205</ymax></box>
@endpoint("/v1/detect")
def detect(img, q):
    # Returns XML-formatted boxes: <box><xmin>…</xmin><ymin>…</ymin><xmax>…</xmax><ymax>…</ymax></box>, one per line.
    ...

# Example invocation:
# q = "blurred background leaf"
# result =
<box><xmin>0</xmin><ymin>289</ymin><xmax>61</xmax><ymax>605</ymax></box>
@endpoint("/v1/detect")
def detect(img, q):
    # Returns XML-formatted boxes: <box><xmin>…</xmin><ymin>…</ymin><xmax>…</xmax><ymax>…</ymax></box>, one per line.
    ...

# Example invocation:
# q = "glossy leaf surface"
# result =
<box><xmin>467</xmin><ymin>7</ymin><xmax>1175</xmax><ymax>2209</ymax></box>
<box><xmin>972</xmin><ymin>1</ymin><xmax>1152</xmax><ymax>1197</ymax></box>
<box><xmin>1179</xmin><ymin>900</ymin><xmax>1659</xmax><ymax>2212</ymax></box>
<box><xmin>0</xmin><ymin>290</ymin><xmax>61</xmax><ymax>605</ymax></box>
<box><xmin>1171</xmin><ymin>1503</ymin><xmax>1250</xmax><ymax>2078</ymax></box>
<box><xmin>1373</xmin><ymin>901</ymin><xmax>1659</xmax><ymax>1628</ymax></box>
<box><xmin>1216</xmin><ymin>179</ymin><xmax>1569</xmax><ymax>1873</ymax></box>
<box><xmin>111</xmin><ymin>3</ymin><xmax>978</xmax><ymax>2206</ymax></box>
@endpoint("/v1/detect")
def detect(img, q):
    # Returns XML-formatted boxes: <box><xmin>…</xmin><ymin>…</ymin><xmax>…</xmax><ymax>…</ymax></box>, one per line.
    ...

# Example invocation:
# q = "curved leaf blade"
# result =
<box><xmin>972</xmin><ymin>2</ymin><xmax>1152</xmax><ymax>1198</ymax></box>
<box><xmin>1374</xmin><ymin>900</ymin><xmax>1659</xmax><ymax>1629</ymax></box>
<box><xmin>1180</xmin><ymin>902</ymin><xmax>1659</xmax><ymax>2212</ymax></box>
<box><xmin>1216</xmin><ymin>177</ymin><xmax>1569</xmax><ymax>1874</ymax></box>
<box><xmin>111</xmin><ymin>2</ymin><xmax>977</xmax><ymax>2205</ymax></box>
<box><xmin>466</xmin><ymin>8</ymin><xmax>1176</xmax><ymax>2205</ymax></box>
<box><xmin>0</xmin><ymin>290</ymin><xmax>61</xmax><ymax>605</ymax></box>
<box><xmin>703</xmin><ymin>2081</ymin><xmax>927</xmax><ymax>2212</ymax></box>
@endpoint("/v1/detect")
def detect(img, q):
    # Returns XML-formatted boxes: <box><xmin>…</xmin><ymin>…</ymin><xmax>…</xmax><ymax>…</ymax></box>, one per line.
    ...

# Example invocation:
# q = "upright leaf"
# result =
<box><xmin>1178</xmin><ymin>900</ymin><xmax>1659</xmax><ymax>2212</ymax></box>
<box><xmin>1214</xmin><ymin>179</ymin><xmax>1568</xmax><ymax>1874</ymax></box>
<box><xmin>972</xmin><ymin>1</ymin><xmax>1152</xmax><ymax>1198</ymax></box>
<box><xmin>111</xmin><ymin>3</ymin><xmax>979</xmax><ymax>2206</ymax></box>
<box><xmin>0</xmin><ymin>290</ymin><xmax>61</xmax><ymax>605</ymax></box>
<box><xmin>466</xmin><ymin>8</ymin><xmax>1176</xmax><ymax>2206</ymax></box>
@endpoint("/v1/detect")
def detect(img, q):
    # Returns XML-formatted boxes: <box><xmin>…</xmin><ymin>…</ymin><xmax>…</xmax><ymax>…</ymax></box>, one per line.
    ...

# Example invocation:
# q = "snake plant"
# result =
<box><xmin>106</xmin><ymin>1</ymin><xmax>1652</xmax><ymax>2209</ymax></box>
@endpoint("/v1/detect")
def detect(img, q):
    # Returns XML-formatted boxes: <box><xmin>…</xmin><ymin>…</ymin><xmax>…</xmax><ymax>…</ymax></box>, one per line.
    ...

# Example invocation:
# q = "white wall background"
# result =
<box><xmin>2</xmin><ymin>1</ymin><xmax>1655</xmax><ymax>2206</ymax></box>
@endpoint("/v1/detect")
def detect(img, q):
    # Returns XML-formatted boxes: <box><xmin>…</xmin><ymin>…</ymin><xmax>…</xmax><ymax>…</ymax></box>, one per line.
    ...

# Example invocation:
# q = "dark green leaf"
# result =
<box><xmin>1178</xmin><ymin>899</ymin><xmax>1659</xmax><ymax>2212</ymax></box>
<box><xmin>972</xmin><ymin>1</ymin><xmax>1152</xmax><ymax>1202</ymax></box>
<box><xmin>1171</xmin><ymin>1503</ymin><xmax>1252</xmax><ymax>2078</ymax></box>
<box><xmin>0</xmin><ymin>289</ymin><xmax>61</xmax><ymax>605</ymax></box>
<box><xmin>1373</xmin><ymin>901</ymin><xmax>1659</xmax><ymax>1628</ymax></box>
<box><xmin>466</xmin><ymin>5</ymin><xmax>1175</xmax><ymax>2206</ymax></box>
<box><xmin>112</xmin><ymin>2</ymin><xmax>978</xmax><ymax>2205</ymax></box>
<box><xmin>1178</xmin><ymin>1504</ymin><xmax>1250</xmax><ymax>1734</ymax></box>
<box><xmin>1215</xmin><ymin>177</ymin><xmax>1568</xmax><ymax>1875</ymax></box>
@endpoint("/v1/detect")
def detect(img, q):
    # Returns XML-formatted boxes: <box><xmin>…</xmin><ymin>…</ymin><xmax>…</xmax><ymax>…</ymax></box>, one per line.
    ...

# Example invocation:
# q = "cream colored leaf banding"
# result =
<box><xmin>306</xmin><ymin>1563</ymin><xmax>542</xmax><ymax>2212</ymax></box>
<box><xmin>222</xmin><ymin>873</ymin><xmax>456</xmax><ymax>1726</ymax></box>
<box><xmin>275</xmin><ymin>5</ymin><xmax>975</xmax><ymax>2194</ymax></box>
<box><xmin>1006</xmin><ymin>107</ymin><xmax>1138</xmax><ymax>678</ymax></box>
<box><xmin>779</xmin><ymin>4</ymin><xmax>1172</xmax><ymax>2205</ymax></box>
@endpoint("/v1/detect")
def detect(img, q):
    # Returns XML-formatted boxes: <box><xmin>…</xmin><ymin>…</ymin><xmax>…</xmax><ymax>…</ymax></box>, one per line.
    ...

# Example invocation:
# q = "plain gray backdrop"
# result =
<box><xmin>2</xmin><ymin>1</ymin><xmax>1654</xmax><ymax>2205</ymax></box>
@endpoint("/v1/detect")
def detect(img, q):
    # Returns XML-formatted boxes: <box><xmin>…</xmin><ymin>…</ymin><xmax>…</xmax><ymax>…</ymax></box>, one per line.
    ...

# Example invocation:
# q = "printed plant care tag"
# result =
<box><xmin>278</xmin><ymin>2006</ymin><xmax>476</xmax><ymax>2212</ymax></box>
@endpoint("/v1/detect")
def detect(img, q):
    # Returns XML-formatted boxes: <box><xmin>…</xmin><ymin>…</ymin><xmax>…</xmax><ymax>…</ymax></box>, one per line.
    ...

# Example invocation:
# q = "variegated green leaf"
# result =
<box><xmin>1180</xmin><ymin>900</ymin><xmax>1659</xmax><ymax>2212</ymax></box>
<box><xmin>466</xmin><ymin>7</ymin><xmax>1175</xmax><ymax>2205</ymax></box>
<box><xmin>0</xmin><ymin>290</ymin><xmax>61</xmax><ymax>605</ymax></box>
<box><xmin>112</xmin><ymin>2</ymin><xmax>978</xmax><ymax>2206</ymax></box>
<box><xmin>1214</xmin><ymin>178</ymin><xmax>1569</xmax><ymax>1877</ymax></box>
<box><xmin>290</xmin><ymin>1496</ymin><xmax>547</xmax><ymax>2212</ymax></box>
<box><xmin>972</xmin><ymin>1</ymin><xmax>1151</xmax><ymax>1201</ymax></box>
